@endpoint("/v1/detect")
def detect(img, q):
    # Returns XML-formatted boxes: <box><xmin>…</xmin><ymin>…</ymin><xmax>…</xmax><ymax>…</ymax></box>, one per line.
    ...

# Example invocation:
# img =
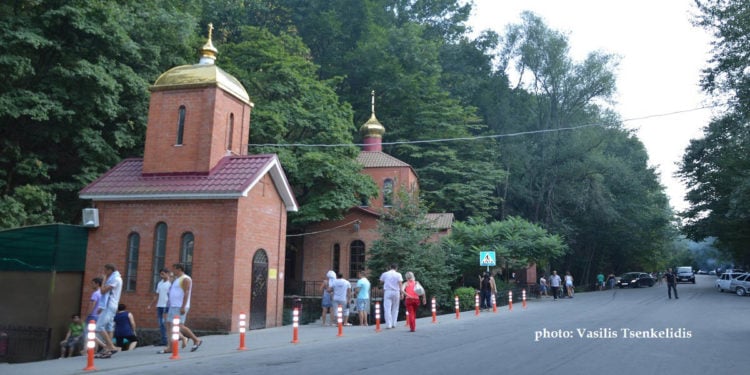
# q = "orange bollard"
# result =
<box><xmin>454</xmin><ymin>295</ymin><xmax>460</xmax><ymax>319</ymax></box>
<box><xmin>170</xmin><ymin>315</ymin><xmax>180</xmax><ymax>360</ymax></box>
<box><xmin>83</xmin><ymin>320</ymin><xmax>96</xmax><ymax>371</ymax></box>
<box><xmin>238</xmin><ymin>312</ymin><xmax>247</xmax><ymax>350</ymax></box>
<box><xmin>336</xmin><ymin>304</ymin><xmax>343</xmax><ymax>337</ymax></box>
<box><xmin>522</xmin><ymin>289</ymin><xmax>527</xmax><ymax>309</ymax></box>
<box><xmin>475</xmin><ymin>293</ymin><xmax>480</xmax><ymax>316</ymax></box>
<box><xmin>508</xmin><ymin>291</ymin><xmax>513</xmax><ymax>311</ymax></box>
<box><xmin>375</xmin><ymin>301</ymin><xmax>382</xmax><ymax>332</ymax></box>
<box><xmin>291</xmin><ymin>307</ymin><xmax>299</xmax><ymax>344</ymax></box>
<box><xmin>431</xmin><ymin>297</ymin><xmax>437</xmax><ymax>323</ymax></box>
<box><xmin>491</xmin><ymin>293</ymin><xmax>497</xmax><ymax>313</ymax></box>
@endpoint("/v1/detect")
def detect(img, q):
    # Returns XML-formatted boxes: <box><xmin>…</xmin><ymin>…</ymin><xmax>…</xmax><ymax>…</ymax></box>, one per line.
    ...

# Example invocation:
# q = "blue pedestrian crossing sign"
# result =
<box><xmin>479</xmin><ymin>251</ymin><xmax>496</xmax><ymax>266</ymax></box>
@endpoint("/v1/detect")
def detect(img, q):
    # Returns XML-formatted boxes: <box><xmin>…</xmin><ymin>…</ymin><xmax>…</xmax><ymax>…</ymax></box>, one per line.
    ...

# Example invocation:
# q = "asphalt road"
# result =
<box><xmin>108</xmin><ymin>275</ymin><xmax>746</xmax><ymax>375</ymax></box>
<box><xmin>6</xmin><ymin>275</ymin><xmax>743</xmax><ymax>375</ymax></box>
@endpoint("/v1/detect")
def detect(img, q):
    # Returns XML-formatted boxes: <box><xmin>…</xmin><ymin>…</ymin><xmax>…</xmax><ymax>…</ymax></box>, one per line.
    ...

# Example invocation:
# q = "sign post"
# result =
<box><xmin>479</xmin><ymin>251</ymin><xmax>496</xmax><ymax>273</ymax></box>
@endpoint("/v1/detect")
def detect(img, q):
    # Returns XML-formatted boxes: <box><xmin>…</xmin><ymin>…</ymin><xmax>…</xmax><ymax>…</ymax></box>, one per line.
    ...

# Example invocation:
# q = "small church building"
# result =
<box><xmin>79</xmin><ymin>27</ymin><xmax>297</xmax><ymax>332</ymax></box>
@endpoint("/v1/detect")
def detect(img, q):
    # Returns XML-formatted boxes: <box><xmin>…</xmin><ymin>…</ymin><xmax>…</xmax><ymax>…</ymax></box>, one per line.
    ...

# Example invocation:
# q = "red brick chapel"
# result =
<box><xmin>79</xmin><ymin>26</ymin><xmax>297</xmax><ymax>332</ymax></box>
<box><xmin>289</xmin><ymin>93</ymin><xmax>453</xmax><ymax>288</ymax></box>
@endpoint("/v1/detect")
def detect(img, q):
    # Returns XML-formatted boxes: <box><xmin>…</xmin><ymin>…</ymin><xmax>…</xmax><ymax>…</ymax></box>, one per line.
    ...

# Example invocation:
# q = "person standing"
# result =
<box><xmin>564</xmin><ymin>271</ymin><xmax>575</xmax><ymax>298</ymax></box>
<box><xmin>401</xmin><ymin>272</ymin><xmax>426</xmax><ymax>332</ymax></box>
<box><xmin>86</xmin><ymin>277</ymin><xmax>103</xmax><ymax>323</ymax></box>
<box><xmin>607</xmin><ymin>273</ymin><xmax>616</xmax><ymax>290</ymax></box>
<box><xmin>113</xmin><ymin>304</ymin><xmax>139</xmax><ymax>351</ymax></box>
<box><xmin>95</xmin><ymin>263</ymin><xmax>122</xmax><ymax>358</ymax></box>
<box><xmin>478</xmin><ymin>271</ymin><xmax>496</xmax><ymax>310</ymax></box>
<box><xmin>329</xmin><ymin>272</ymin><xmax>352</xmax><ymax>326</ymax></box>
<box><xmin>320</xmin><ymin>271</ymin><xmax>335</xmax><ymax>326</ymax></box>
<box><xmin>597</xmin><ymin>272</ymin><xmax>605</xmax><ymax>291</ymax></box>
<box><xmin>549</xmin><ymin>270</ymin><xmax>562</xmax><ymax>300</ymax></box>
<box><xmin>539</xmin><ymin>274</ymin><xmax>548</xmax><ymax>297</ymax></box>
<box><xmin>379</xmin><ymin>263</ymin><xmax>403</xmax><ymax>329</ymax></box>
<box><xmin>355</xmin><ymin>271</ymin><xmax>371</xmax><ymax>326</ymax></box>
<box><xmin>147</xmin><ymin>268</ymin><xmax>171</xmax><ymax>346</ymax></box>
<box><xmin>163</xmin><ymin>263</ymin><xmax>202</xmax><ymax>353</ymax></box>
<box><xmin>664</xmin><ymin>268</ymin><xmax>679</xmax><ymax>299</ymax></box>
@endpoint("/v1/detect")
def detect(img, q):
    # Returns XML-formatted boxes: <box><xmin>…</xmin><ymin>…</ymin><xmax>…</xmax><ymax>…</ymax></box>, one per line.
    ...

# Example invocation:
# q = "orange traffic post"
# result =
<box><xmin>508</xmin><ymin>291</ymin><xmax>513</xmax><ymax>311</ymax></box>
<box><xmin>170</xmin><ymin>315</ymin><xmax>181</xmax><ymax>360</ymax></box>
<box><xmin>336</xmin><ymin>304</ymin><xmax>343</xmax><ymax>337</ymax></box>
<box><xmin>238</xmin><ymin>312</ymin><xmax>247</xmax><ymax>350</ymax></box>
<box><xmin>83</xmin><ymin>320</ymin><xmax>97</xmax><ymax>371</ymax></box>
<box><xmin>491</xmin><ymin>293</ymin><xmax>497</xmax><ymax>313</ymax></box>
<box><xmin>291</xmin><ymin>307</ymin><xmax>300</xmax><ymax>344</ymax></box>
<box><xmin>431</xmin><ymin>297</ymin><xmax>437</xmax><ymax>323</ymax></box>
<box><xmin>475</xmin><ymin>293</ymin><xmax>480</xmax><ymax>316</ymax></box>
<box><xmin>522</xmin><ymin>289</ymin><xmax>527</xmax><ymax>310</ymax></box>
<box><xmin>375</xmin><ymin>301</ymin><xmax>382</xmax><ymax>332</ymax></box>
<box><xmin>454</xmin><ymin>295</ymin><xmax>460</xmax><ymax>319</ymax></box>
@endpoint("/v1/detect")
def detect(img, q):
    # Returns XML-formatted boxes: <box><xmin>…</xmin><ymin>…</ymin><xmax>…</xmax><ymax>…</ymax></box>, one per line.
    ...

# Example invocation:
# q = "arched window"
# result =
<box><xmin>332</xmin><ymin>243</ymin><xmax>340</xmax><ymax>274</ymax></box>
<box><xmin>227</xmin><ymin>113</ymin><xmax>234</xmax><ymax>150</ymax></box>
<box><xmin>176</xmin><ymin>106</ymin><xmax>186</xmax><ymax>145</ymax></box>
<box><xmin>152</xmin><ymin>222</ymin><xmax>167</xmax><ymax>289</ymax></box>
<box><xmin>125</xmin><ymin>233</ymin><xmax>139</xmax><ymax>292</ymax></box>
<box><xmin>349</xmin><ymin>240</ymin><xmax>365</xmax><ymax>278</ymax></box>
<box><xmin>180</xmin><ymin>232</ymin><xmax>194</xmax><ymax>276</ymax></box>
<box><xmin>383</xmin><ymin>178</ymin><xmax>394</xmax><ymax>207</ymax></box>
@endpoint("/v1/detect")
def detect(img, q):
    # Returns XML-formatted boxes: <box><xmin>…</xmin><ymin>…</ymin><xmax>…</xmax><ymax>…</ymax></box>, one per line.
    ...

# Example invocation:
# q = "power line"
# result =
<box><xmin>248</xmin><ymin>105</ymin><xmax>719</xmax><ymax>149</ymax></box>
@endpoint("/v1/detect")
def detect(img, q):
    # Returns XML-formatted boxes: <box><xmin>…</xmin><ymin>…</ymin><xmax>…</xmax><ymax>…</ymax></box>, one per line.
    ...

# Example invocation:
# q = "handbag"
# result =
<box><xmin>414</xmin><ymin>281</ymin><xmax>425</xmax><ymax>296</ymax></box>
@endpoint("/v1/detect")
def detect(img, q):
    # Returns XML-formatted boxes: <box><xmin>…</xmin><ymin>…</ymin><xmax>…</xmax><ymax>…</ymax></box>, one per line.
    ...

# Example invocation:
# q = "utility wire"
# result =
<box><xmin>286</xmin><ymin>220</ymin><xmax>360</xmax><ymax>237</ymax></box>
<box><xmin>248</xmin><ymin>105</ymin><xmax>720</xmax><ymax>149</ymax></box>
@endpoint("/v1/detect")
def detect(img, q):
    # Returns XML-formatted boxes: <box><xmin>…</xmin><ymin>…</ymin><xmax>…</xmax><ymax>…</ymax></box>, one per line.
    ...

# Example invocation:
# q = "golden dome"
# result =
<box><xmin>360</xmin><ymin>113</ymin><xmax>385</xmax><ymax>137</ymax></box>
<box><xmin>151</xmin><ymin>64</ymin><xmax>251</xmax><ymax>105</ymax></box>
<box><xmin>149</xmin><ymin>23</ymin><xmax>252</xmax><ymax>105</ymax></box>
<box><xmin>359</xmin><ymin>90</ymin><xmax>385</xmax><ymax>137</ymax></box>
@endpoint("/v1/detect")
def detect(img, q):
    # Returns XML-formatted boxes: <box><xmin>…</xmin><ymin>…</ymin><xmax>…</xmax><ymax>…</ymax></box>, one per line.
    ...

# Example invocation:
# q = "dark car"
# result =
<box><xmin>617</xmin><ymin>272</ymin><xmax>655</xmax><ymax>288</ymax></box>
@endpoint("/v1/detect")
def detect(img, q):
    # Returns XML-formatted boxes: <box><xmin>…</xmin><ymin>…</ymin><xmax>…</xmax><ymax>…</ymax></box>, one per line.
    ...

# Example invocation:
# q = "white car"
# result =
<box><xmin>716</xmin><ymin>272</ymin><xmax>743</xmax><ymax>292</ymax></box>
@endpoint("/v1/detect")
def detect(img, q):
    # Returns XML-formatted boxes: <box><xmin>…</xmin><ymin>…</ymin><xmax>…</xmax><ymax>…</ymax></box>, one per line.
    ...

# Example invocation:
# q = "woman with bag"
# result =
<box><xmin>401</xmin><ymin>271</ymin><xmax>426</xmax><ymax>332</ymax></box>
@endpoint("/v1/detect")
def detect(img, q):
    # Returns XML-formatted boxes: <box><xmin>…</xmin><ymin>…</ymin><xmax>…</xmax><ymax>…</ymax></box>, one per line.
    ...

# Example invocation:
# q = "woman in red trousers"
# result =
<box><xmin>401</xmin><ymin>271</ymin><xmax>427</xmax><ymax>332</ymax></box>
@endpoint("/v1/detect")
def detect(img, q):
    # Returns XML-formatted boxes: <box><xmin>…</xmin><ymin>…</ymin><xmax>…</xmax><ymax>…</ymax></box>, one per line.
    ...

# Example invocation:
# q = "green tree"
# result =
<box><xmin>366</xmin><ymin>190</ymin><xmax>454</xmax><ymax>301</ymax></box>
<box><xmin>0</xmin><ymin>0</ymin><xmax>198</xmax><ymax>227</ymax></box>
<box><xmin>680</xmin><ymin>0</ymin><xmax>750</xmax><ymax>265</ymax></box>
<box><xmin>219</xmin><ymin>26</ymin><xmax>378</xmax><ymax>227</ymax></box>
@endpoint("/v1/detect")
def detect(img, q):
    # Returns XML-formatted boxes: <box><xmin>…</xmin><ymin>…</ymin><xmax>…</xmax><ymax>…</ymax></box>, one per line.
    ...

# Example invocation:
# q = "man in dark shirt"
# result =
<box><xmin>663</xmin><ymin>268</ymin><xmax>679</xmax><ymax>299</ymax></box>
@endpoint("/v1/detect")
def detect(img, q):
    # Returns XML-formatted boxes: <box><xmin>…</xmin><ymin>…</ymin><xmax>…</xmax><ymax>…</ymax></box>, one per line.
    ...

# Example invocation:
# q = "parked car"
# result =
<box><xmin>676</xmin><ymin>266</ymin><xmax>695</xmax><ymax>283</ymax></box>
<box><xmin>729</xmin><ymin>273</ymin><xmax>750</xmax><ymax>296</ymax></box>
<box><xmin>617</xmin><ymin>272</ymin><xmax>655</xmax><ymax>288</ymax></box>
<box><xmin>716</xmin><ymin>272</ymin><xmax>743</xmax><ymax>292</ymax></box>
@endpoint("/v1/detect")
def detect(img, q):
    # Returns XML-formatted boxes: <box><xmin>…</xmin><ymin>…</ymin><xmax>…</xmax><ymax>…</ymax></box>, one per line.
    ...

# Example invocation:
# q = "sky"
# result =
<box><xmin>467</xmin><ymin>0</ymin><xmax>715</xmax><ymax>212</ymax></box>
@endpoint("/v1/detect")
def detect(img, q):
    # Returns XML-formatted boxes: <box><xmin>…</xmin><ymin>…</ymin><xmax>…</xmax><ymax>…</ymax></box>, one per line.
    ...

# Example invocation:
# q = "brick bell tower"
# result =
<box><xmin>142</xmin><ymin>23</ymin><xmax>254</xmax><ymax>175</ymax></box>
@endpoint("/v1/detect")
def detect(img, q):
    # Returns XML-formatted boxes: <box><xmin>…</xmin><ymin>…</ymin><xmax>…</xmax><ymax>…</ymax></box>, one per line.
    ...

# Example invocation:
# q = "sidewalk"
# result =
<box><xmin>0</xmin><ymin>319</ymin><xmax>405</xmax><ymax>375</ymax></box>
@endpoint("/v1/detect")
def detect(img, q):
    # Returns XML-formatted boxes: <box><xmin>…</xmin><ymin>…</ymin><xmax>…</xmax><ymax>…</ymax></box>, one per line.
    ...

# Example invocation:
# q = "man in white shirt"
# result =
<box><xmin>330</xmin><ymin>272</ymin><xmax>352</xmax><ymax>326</ymax></box>
<box><xmin>549</xmin><ymin>270</ymin><xmax>562</xmax><ymax>300</ymax></box>
<box><xmin>96</xmin><ymin>263</ymin><xmax>122</xmax><ymax>356</ymax></box>
<box><xmin>379</xmin><ymin>264</ymin><xmax>403</xmax><ymax>329</ymax></box>
<box><xmin>147</xmin><ymin>268</ymin><xmax>171</xmax><ymax>346</ymax></box>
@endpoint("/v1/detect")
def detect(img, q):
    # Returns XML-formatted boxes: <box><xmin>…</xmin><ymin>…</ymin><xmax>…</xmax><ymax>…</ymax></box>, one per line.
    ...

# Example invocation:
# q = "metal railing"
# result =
<box><xmin>0</xmin><ymin>325</ymin><xmax>51</xmax><ymax>363</ymax></box>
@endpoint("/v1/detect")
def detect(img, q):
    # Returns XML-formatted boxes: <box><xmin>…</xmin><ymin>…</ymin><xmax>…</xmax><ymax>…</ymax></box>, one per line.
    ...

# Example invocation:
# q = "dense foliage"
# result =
<box><xmin>0</xmin><ymin>0</ymin><xmax>687</xmax><ymax>277</ymax></box>
<box><xmin>679</xmin><ymin>0</ymin><xmax>750</xmax><ymax>266</ymax></box>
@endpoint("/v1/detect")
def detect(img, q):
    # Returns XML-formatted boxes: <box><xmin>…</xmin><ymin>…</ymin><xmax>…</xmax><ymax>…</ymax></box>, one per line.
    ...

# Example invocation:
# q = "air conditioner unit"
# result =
<box><xmin>82</xmin><ymin>208</ymin><xmax>100</xmax><ymax>228</ymax></box>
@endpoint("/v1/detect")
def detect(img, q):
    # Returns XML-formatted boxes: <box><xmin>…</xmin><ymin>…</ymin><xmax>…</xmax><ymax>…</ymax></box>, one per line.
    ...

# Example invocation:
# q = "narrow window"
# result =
<box><xmin>349</xmin><ymin>240</ymin><xmax>365</xmax><ymax>278</ymax></box>
<box><xmin>332</xmin><ymin>243</ymin><xmax>340</xmax><ymax>274</ymax></box>
<box><xmin>152</xmin><ymin>222</ymin><xmax>167</xmax><ymax>289</ymax></box>
<box><xmin>125</xmin><ymin>233</ymin><xmax>140</xmax><ymax>292</ymax></box>
<box><xmin>180</xmin><ymin>232</ymin><xmax>195</xmax><ymax>276</ymax></box>
<box><xmin>383</xmin><ymin>178</ymin><xmax>394</xmax><ymax>207</ymax></box>
<box><xmin>176</xmin><ymin>106</ymin><xmax>186</xmax><ymax>145</ymax></box>
<box><xmin>227</xmin><ymin>113</ymin><xmax>234</xmax><ymax>150</ymax></box>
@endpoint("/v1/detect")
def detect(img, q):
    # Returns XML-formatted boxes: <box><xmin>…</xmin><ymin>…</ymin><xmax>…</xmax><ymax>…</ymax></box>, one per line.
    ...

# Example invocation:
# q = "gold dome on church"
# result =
<box><xmin>360</xmin><ymin>113</ymin><xmax>385</xmax><ymax>137</ymax></box>
<box><xmin>150</xmin><ymin>24</ymin><xmax>252</xmax><ymax>105</ymax></box>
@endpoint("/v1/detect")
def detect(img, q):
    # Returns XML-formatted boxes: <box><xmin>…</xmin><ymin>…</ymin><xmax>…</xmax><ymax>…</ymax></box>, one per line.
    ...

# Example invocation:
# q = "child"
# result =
<box><xmin>59</xmin><ymin>314</ymin><xmax>84</xmax><ymax>358</ymax></box>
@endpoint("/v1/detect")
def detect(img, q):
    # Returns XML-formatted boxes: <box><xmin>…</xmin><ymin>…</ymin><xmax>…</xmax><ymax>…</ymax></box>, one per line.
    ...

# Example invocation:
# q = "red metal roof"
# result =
<box><xmin>79</xmin><ymin>154</ymin><xmax>298</xmax><ymax>211</ymax></box>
